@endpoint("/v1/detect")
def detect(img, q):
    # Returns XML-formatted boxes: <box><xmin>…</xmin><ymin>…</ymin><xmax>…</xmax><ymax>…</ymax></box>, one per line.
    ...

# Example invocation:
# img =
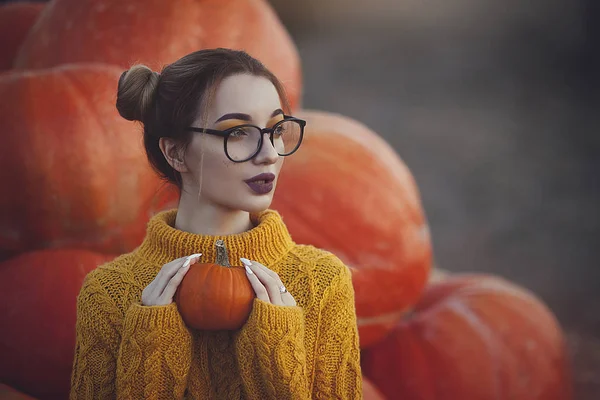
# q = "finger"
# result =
<box><xmin>254</xmin><ymin>262</ymin><xmax>291</xmax><ymax>305</ymax></box>
<box><xmin>243</xmin><ymin>263</ymin><xmax>271</xmax><ymax>303</ymax></box>
<box><xmin>158</xmin><ymin>254</ymin><xmax>202</xmax><ymax>301</ymax></box>
<box><xmin>143</xmin><ymin>256</ymin><xmax>193</xmax><ymax>305</ymax></box>
<box><xmin>256</xmin><ymin>263</ymin><xmax>284</xmax><ymax>286</ymax></box>
<box><xmin>241</xmin><ymin>259</ymin><xmax>284</xmax><ymax>306</ymax></box>
<box><xmin>156</xmin><ymin>254</ymin><xmax>202</xmax><ymax>297</ymax></box>
<box><xmin>154</xmin><ymin>255</ymin><xmax>189</xmax><ymax>285</ymax></box>
<box><xmin>256</xmin><ymin>263</ymin><xmax>296</xmax><ymax>306</ymax></box>
<box><xmin>159</xmin><ymin>261</ymin><xmax>192</xmax><ymax>302</ymax></box>
<box><xmin>281</xmin><ymin>292</ymin><xmax>297</xmax><ymax>307</ymax></box>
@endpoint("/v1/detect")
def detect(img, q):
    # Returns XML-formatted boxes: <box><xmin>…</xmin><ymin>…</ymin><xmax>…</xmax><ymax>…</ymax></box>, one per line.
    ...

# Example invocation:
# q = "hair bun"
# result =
<box><xmin>116</xmin><ymin>65</ymin><xmax>160</xmax><ymax>122</ymax></box>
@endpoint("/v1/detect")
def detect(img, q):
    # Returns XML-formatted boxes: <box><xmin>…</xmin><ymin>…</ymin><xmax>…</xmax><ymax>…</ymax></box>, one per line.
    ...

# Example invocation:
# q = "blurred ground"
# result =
<box><xmin>270</xmin><ymin>0</ymin><xmax>599</xmax><ymax>398</ymax></box>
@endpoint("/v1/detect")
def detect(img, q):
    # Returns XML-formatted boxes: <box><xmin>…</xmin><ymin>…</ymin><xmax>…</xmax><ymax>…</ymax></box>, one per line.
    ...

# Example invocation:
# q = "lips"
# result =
<box><xmin>244</xmin><ymin>173</ymin><xmax>276</xmax><ymax>195</ymax></box>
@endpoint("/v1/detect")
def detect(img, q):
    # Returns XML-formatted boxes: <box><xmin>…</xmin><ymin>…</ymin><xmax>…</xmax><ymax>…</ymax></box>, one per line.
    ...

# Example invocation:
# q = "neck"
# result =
<box><xmin>174</xmin><ymin>186</ymin><xmax>255</xmax><ymax>236</ymax></box>
<box><xmin>136</xmin><ymin>205</ymin><xmax>294</xmax><ymax>271</ymax></box>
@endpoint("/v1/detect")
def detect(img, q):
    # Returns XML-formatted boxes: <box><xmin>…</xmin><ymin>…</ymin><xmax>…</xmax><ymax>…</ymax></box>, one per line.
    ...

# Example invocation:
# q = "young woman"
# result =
<box><xmin>70</xmin><ymin>48</ymin><xmax>362</xmax><ymax>399</ymax></box>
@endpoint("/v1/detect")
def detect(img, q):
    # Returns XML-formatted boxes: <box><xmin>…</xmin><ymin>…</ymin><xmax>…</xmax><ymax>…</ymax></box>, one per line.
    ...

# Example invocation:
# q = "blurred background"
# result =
<box><xmin>266</xmin><ymin>0</ymin><xmax>599</xmax><ymax>397</ymax></box>
<box><xmin>2</xmin><ymin>0</ymin><xmax>598</xmax><ymax>397</ymax></box>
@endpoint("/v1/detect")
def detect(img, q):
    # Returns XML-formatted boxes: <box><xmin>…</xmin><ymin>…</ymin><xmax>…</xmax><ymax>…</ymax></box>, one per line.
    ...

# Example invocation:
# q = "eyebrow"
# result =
<box><xmin>215</xmin><ymin>109</ymin><xmax>284</xmax><ymax>123</ymax></box>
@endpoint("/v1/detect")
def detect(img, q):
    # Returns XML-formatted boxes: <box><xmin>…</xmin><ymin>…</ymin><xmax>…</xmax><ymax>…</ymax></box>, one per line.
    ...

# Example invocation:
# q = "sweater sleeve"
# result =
<box><xmin>234</xmin><ymin>299</ymin><xmax>309</xmax><ymax>399</ymax></box>
<box><xmin>312</xmin><ymin>258</ymin><xmax>363</xmax><ymax>399</ymax></box>
<box><xmin>69</xmin><ymin>273</ymin><xmax>194</xmax><ymax>400</ymax></box>
<box><xmin>234</xmin><ymin>257</ymin><xmax>363</xmax><ymax>400</ymax></box>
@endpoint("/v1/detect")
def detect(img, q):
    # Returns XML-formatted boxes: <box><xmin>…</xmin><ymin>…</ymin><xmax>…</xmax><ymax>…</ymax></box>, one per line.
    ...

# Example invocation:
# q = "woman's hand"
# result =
<box><xmin>141</xmin><ymin>253</ymin><xmax>202</xmax><ymax>306</ymax></box>
<box><xmin>240</xmin><ymin>258</ymin><xmax>296</xmax><ymax>307</ymax></box>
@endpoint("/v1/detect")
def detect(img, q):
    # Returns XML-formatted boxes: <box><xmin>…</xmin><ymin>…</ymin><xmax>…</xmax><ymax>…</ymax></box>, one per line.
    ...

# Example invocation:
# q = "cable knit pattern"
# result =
<box><xmin>69</xmin><ymin>208</ymin><xmax>362</xmax><ymax>399</ymax></box>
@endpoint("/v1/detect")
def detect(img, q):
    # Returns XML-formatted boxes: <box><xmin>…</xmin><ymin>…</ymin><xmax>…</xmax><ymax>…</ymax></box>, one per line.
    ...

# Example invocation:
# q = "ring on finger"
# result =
<box><xmin>279</xmin><ymin>285</ymin><xmax>287</xmax><ymax>294</ymax></box>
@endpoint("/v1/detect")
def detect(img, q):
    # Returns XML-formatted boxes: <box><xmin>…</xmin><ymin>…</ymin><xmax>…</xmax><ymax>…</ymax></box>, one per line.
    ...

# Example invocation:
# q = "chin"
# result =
<box><xmin>241</xmin><ymin>196</ymin><xmax>273</xmax><ymax>214</ymax></box>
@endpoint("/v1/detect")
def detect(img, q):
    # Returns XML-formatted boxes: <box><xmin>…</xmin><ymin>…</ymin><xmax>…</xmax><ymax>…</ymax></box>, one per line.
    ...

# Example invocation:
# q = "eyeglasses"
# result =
<box><xmin>187</xmin><ymin>115</ymin><xmax>306</xmax><ymax>163</ymax></box>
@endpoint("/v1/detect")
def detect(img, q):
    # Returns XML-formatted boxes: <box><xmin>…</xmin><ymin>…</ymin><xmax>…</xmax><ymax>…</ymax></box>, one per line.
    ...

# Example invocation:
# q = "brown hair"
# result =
<box><xmin>116</xmin><ymin>48</ymin><xmax>290</xmax><ymax>189</ymax></box>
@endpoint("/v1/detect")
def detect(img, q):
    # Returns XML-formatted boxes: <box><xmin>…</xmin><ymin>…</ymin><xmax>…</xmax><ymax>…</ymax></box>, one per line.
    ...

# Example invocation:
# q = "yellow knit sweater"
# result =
<box><xmin>69</xmin><ymin>209</ymin><xmax>362</xmax><ymax>399</ymax></box>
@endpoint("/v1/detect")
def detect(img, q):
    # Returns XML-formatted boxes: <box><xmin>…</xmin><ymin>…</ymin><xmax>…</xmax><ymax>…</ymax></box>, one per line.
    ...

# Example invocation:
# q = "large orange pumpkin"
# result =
<box><xmin>0</xmin><ymin>249</ymin><xmax>116</xmax><ymax>400</ymax></box>
<box><xmin>271</xmin><ymin>110</ymin><xmax>432</xmax><ymax>347</ymax></box>
<box><xmin>0</xmin><ymin>383</ymin><xmax>38</xmax><ymax>400</ymax></box>
<box><xmin>0</xmin><ymin>64</ymin><xmax>178</xmax><ymax>260</ymax></box>
<box><xmin>0</xmin><ymin>2</ymin><xmax>45</xmax><ymax>71</ymax></box>
<box><xmin>361</xmin><ymin>274</ymin><xmax>573</xmax><ymax>400</ymax></box>
<box><xmin>13</xmin><ymin>0</ymin><xmax>302</xmax><ymax>109</ymax></box>
<box><xmin>363</xmin><ymin>375</ymin><xmax>386</xmax><ymax>400</ymax></box>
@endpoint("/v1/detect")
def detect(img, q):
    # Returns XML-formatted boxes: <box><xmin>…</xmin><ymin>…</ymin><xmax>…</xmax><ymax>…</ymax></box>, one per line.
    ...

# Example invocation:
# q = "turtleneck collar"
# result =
<box><xmin>136</xmin><ymin>209</ymin><xmax>295</xmax><ymax>270</ymax></box>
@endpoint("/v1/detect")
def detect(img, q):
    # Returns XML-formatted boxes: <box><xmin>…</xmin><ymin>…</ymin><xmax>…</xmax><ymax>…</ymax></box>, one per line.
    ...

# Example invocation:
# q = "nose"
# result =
<box><xmin>252</xmin><ymin>132</ymin><xmax>279</xmax><ymax>165</ymax></box>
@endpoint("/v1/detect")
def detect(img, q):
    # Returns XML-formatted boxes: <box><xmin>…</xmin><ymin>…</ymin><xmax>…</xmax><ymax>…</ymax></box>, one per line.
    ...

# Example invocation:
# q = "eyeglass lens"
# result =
<box><xmin>225</xmin><ymin>120</ymin><xmax>302</xmax><ymax>162</ymax></box>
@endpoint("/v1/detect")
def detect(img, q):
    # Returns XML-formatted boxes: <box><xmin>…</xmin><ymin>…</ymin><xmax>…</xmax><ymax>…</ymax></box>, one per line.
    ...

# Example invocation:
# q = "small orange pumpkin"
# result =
<box><xmin>175</xmin><ymin>240</ymin><xmax>254</xmax><ymax>331</ymax></box>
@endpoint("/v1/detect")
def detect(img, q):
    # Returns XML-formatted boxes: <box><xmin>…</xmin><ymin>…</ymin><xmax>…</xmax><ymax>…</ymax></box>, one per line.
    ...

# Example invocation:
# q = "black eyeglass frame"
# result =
<box><xmin>187</xmin><ymin>115</ymin><xmax>306</xmax><ymax>163</ymax></box>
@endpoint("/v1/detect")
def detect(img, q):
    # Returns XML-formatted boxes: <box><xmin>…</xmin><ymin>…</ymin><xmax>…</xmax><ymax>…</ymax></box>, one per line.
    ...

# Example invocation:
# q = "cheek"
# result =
<box><xmin>185</xmin><ymin>143</ymin><xmax>228</xmax><ymax>182</ymax></box>
<box><xmin>199</xmin><ymin>155</ymin><xmax>237</xmax><ymax>183</ymax></box>
<box><xmin>187</xmin><ymin>137</ymin><xmax>227</xmax><ymax>175</ymax></box>
<box><xmin>198</xmin><ymin>156</ymin><xmax>247</xmax><ymax>198</ymax></box>
<box><xmin>275</xmin><ymin>158</ymin><xmax>284</xmax><ymax>177</ymax></box>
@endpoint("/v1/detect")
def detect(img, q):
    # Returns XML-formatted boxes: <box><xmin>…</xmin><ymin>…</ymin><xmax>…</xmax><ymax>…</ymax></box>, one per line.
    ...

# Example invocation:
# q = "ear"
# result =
<box><xmin>159</xmin><ymin>137</ymin><xmax>189</xmax><ymax>173</ymax></box>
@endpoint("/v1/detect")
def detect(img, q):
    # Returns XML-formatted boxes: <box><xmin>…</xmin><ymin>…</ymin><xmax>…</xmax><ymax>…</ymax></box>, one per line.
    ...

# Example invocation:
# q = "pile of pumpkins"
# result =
<box><xmin>0</xmin><ymin>1</ymin><xmax>572</xmax><ymax>399</ymax></box>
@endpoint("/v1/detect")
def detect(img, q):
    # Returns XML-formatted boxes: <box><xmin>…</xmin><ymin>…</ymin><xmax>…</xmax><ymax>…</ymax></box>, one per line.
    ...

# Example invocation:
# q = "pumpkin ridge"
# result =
<box><xmin>228</xmin><ymin>266</ymin><xmax>234</xmax><ymax>324</ymax></box>
<box><xmin>473</xmin><ymin>287</ymin><xmax>564</xmax><ymax>367</ymax></box>
<box><xmin>447</xmin><ymin>298</ymin><xmax>505</xmax><ymax>397</ymax></box>
<box><xmin>275</xmin><ymin>199</ymin><xmax>353</xmax><ymax>261</ymax></box>
<box><xmin>13</xmin><ymin>0</ymin><xmax>302</xmax><ymax>108</ymax></box>
<box><xmin>361</xmin><ymin>274</ymin><xmax>572</xmax><ymax>399</ymax></box>
<box><xmin>356</xmin><ymin>309</ymin><xmax>409</xmax><ymax>327</ymax></box>
<box><xmin>63</xmin><ymin>68</ymin><xmax>132</xmax><ymax>223</ymax></box>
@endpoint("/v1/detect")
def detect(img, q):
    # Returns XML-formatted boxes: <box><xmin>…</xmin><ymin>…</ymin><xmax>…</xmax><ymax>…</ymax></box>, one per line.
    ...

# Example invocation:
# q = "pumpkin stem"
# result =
<box><xmin>215</xmin><ymin>240</ymin><xmax>232</xmax><ymax>267</ymax></box>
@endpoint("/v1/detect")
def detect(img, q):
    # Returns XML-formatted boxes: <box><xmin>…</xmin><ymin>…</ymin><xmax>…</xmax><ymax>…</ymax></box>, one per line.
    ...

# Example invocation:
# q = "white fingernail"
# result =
<box><xmin>183</xmin><ymin>254</ymin><xmax>200</xmax><ymax>268</ymax></box>
<box><xmin>240</xmin><ymin>258</ymin><xmax>252</xmax><ymax>267</ymax></box>
<box><xmin>244</xmin><ymin>265</ymin><xmax>254</xmax><ymax>275</ymax></box>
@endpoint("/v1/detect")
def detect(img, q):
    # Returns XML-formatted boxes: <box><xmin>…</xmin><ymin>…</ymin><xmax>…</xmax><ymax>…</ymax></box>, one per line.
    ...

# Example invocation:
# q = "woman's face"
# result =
<box><xmin>182</xmin><ymin>73</ymin><xmax>285</xmax><ymax>213</ymax></box>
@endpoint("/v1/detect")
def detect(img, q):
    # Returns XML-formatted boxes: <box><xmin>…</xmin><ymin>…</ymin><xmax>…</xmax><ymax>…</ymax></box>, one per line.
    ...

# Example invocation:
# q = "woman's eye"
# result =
<box><xmin>274</xmin><ymin>125</ymin><xmax>285</xmax><ymax>135</ymax></box>
<box><xmin>230</xmin><ymin>128</ymin><xmax>248</xmax><ymax>137</ymax></box>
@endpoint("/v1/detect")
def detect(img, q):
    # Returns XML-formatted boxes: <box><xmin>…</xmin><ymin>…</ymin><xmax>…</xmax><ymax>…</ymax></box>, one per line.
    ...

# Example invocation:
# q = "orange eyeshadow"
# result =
<box><xmin>214</xmin><ymin>115</ymin><xmax>284</xmax><ymax>130</ymax></box>
<box><xmin>214</xmin><ymin>120</ymin><xmax>247</xmax><ymax>130</ymax></box>
<box><xmin>267</xmin><ymin>116</ymin><xmax>284</xmax><ymax>127</ymax></box>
